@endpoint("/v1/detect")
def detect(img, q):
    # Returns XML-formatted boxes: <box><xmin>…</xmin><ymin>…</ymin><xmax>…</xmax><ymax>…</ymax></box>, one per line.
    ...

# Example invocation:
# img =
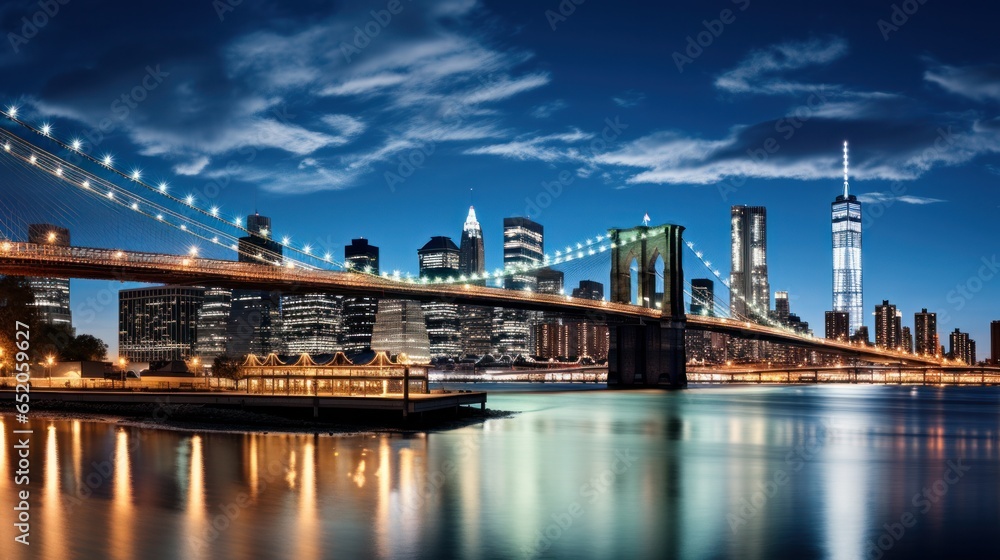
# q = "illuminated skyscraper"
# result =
<box><xmin>914</xmin><ymin>308</ymin><xmax>938</xmax><ymax>356</ymax></box>
<box><xmin>228</xmin><ymin>213</ymin><xmax>282</xmax><ymax>357</ymax></box>
<box><xmin>874</xmin><ymin>300</ymin><xmax>902</xmax><ymax>350</ymax></box>
<box><xmin>496</xmin><ymin>217</ymin><xmax>543</xmax><ymax>355</ymax></box>
<box><xmin>281</xmin><ymin>293</ymin><xmax>342</xmax><ymax>355</ymax></box>
<box><xmin>833</xmin><ymin>141</ymin><xmax>863</xmax><ymax>336</ymax></box>
<box><xmin>26</xmin><ymin>224</ymin><xmax>72</xmax><ymax>329</ymax></box>
<box><xmin>196</xmin><ymin>287</ymin><xmax>231</xmax><ymax>359</ymax></box>
<box><xmin>418</xmin><ymin>236</ymin><xmax>461</xmax><ymax>359</ymax></box>
<box><xmin>371</xmin><ymin>299</ymin><xmax>431</xmax><ymax>364</ymax></box>
<box><xmin>729</xmin><ymin>206</ymin><xmax>769</xmax><ymax>320</ymax></box>
<box><xmin>343</xmin><ymin>238</ymin><xmax>379</xmax><ymax>354</ymax></box>
<box><xmin>119</xmin><ymin>285</ymin><xmax>204</xmax><ymax>362</ymax></box>
<box><xmin>458</xmin><ymin>206</ymin><xmax>492</xmax><ymax>357</ymax></box>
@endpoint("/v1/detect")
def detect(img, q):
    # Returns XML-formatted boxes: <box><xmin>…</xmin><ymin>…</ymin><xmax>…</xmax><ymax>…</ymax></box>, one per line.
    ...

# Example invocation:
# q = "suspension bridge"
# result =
<box><xmin>0</xmin><ymin>107</ymin><xmax>945</xmax><ymax>389</ymax></box>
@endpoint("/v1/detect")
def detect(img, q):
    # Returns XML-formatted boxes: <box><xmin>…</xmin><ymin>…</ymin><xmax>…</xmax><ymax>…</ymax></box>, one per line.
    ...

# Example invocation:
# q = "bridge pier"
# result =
<box><xmin>607</xmin><ymin>224</ymin><xmax>687</xmax><ymax>389</ymax></box>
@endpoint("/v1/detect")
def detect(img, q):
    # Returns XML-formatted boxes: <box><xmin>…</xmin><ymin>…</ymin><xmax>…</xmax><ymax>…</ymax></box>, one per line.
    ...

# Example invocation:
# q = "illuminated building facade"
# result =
<box><xmin>119</xmin><ymin>285</ymin><xmax>204</xmax><ymax>362</ymax></box>
<box><xmin>26</xmin><ymin>223</ymin><xmax>72</xmax><ymax>329</ymax></box>
<box><xmin>418</xmin><ymin>236</ymin><xmax>461</xmax><ymax>358</ymax></box>
<box><xmin>832</xmin><ymin>142</ymin><xmax>863</xmax><ymax>336</ymax></box>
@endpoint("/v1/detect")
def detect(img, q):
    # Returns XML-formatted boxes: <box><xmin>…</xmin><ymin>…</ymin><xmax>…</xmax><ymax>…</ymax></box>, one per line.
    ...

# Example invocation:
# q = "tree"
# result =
<box><xmin>35</xmin><ymin>323</ymin><xmax>109</xmax><ymax>362</ymax></box>
<box><xmin>64</xmin><ymin>334</ymin><xmax>108</xmax><ymax>362</ymax></box>
<box><xmin>213</xmin><ymin>355</ymin><xmax>246</xmax><ymax>389</ymax></box>
<box><xmin>0</xmin><ymin>276</ymin><xmax>39</xmax><ymax>376</ymax></box>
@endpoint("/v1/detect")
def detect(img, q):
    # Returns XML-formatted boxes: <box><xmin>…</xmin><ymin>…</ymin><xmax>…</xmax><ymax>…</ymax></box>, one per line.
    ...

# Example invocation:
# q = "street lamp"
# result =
<box><xmin>46</xmin><ymin>355</ymin><xmax>55</xmax><ymax>379</ymax></box>
<box><xmin>118</xmin><ymin>357</ymin><xmax>127</xmax><ymax>385</ymax></box>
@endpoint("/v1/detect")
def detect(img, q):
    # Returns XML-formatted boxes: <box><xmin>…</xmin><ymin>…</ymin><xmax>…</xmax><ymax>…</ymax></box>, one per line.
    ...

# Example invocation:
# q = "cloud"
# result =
<box><xmin>173</xmin><ymin>156</ymin><xmax>210</xmax><ymax>176</ymax></box>
<box><xmin>855</xmin><ymin>192</ymin><xmax>945</xmax><ymax>205</ymax></box>
<box><xmin>715</xmin><ymin>37</ymin><xmax>849</xmax><ymax>95</ymax></box>
<box><xmin>925</xmin><ymin>63</ymin><xmax>1000</xmax><ymax>102</ymax></box>
<box><xmin>464</xmin><ymin>129</ymin><xmax>594</xmax><ymax>162</ymax></box>
<box><xmin>531</xmin><ymin>100</ymin><xmax>568</xmax><ymax>119</ymax></box>
<box><xmin>612</xmin><ymin>91</ymin><xmax>645</xmax><ymax>107</ymax></box>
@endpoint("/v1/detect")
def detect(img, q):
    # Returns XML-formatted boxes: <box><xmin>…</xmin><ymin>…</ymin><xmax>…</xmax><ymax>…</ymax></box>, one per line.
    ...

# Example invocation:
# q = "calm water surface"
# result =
<box><xmin>2</xmin><ymin>384</ymin><xmax>998</xmax><ymax>559</ymax></box>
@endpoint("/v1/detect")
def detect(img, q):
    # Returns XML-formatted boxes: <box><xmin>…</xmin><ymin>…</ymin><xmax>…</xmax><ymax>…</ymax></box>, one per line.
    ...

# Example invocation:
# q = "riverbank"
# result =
<box><xmin>0</xmin><ymin>398</ymin><xmax>514</xmax><ymax>436</ymax></box>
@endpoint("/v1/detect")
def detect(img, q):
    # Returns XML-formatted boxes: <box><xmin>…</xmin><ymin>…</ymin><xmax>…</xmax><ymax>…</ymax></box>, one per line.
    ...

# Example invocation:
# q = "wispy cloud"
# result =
<box><xmin>855</xmin><ymin>192</ymin><xmax>945</xmax><ymax>205</ymax></box>
<box><xmin>612</xmin><ymin>91</ymin><xmax>645</xmax><ymax>107</ymax></box>
<box><xmin>715</xmin><ymin>37</ymin><xmax>848</xmax><ymax>95</ymax></box>
<box><xmin>531</xmin><ymin>99</ymin><xmax>568</xmax><ymax>119</ymax></box>
<box><xmin>925</xmin><ymin>62</ymin><xmax>1000</xmax><ymax>102</ymax></box>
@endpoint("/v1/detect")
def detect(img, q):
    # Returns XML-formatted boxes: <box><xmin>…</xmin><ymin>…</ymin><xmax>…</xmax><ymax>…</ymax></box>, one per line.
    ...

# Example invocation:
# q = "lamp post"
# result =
<box><xmin>46</xmin><ymin>355</ymin><xmax>55</xmax><ymax>381</ymax></box>
<box><xmin>118</xmin><ymin>357</ymin><xmax>127</xmax><ymax>387</ymax></box>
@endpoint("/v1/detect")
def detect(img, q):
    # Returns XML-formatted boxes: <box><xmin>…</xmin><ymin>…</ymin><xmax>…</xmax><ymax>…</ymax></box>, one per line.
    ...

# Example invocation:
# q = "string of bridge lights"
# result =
<box><xmin>0</xmin><ymin>105</ymin><xmax>629</xmax><ymax>285</ymax></box>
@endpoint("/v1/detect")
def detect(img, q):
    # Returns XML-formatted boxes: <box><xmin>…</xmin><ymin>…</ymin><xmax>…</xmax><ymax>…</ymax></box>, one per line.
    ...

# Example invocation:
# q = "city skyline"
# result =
<box><xmin>1</xmin><ymin>0</ymin><xmax>998</xmax><ymax>355</ymax></box>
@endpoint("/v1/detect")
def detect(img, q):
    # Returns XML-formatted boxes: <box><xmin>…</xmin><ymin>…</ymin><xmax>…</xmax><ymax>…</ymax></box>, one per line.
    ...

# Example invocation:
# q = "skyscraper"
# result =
<box><xmin>418</xmin><ymin>236</ymin><xmax>461</xmax><ymax>359</ymax></box>
<box><xmin>281</xmin><ymin>293</ymin><xmax>342</xmax><ymax>355</ymax></box>
<box><xmin>914</xmin><ymin>308</ymin><xmax>938</xmax><ymax>356</ymax></box>
<box><xmin>832</xmin><ymin>141</ymin><xmax>863</xmax><ymax>336</ymax></box>
<box><xmin>690</xmin><ymin>279</ymin><xmax>714</xmax><ymax>316</ymax></box>
<box><xmin>825</xmin><ymin>311</ymin><xmax>849</xmax><ymax>341</ymax></box>
<box><xmin>992</xmin><ymin>321</ymin><xmax>1000</xmax><ymax>364</ymax></box>
<box><xmin>228</xmin><ymin>213</ymin><xmax>283</xmax><ymax>357</ymax></box>
<box><xmin>949</xmin><ymin>328</ymin><xmax>974</xmax><ymax>364</ymax></box>
<box><xmin>902</xmin><ymin>326</ymin><xmax>913</xmax><ymax>354</ymax></box>
<box><xmin>774</xmin><ymin>291</ymin><xmax>790</xmax><ymax>321</ymax></box>
<box><xmin>535</xmin><ymin>267</ymin><xmax>564</xmax><ymax>295</ymax></box>
<box><xmin>459</xmin><ymin>206</ymin><xmax>485</xmax><ymax>280</ymax></box>
<box><xmin>497</xmin><ymin>217</ymin><xmax>544</xmax><ymax>355</ymax></box>
<box><xmin>874</xmin><ymin>300</ymin><xmax>902</xmax><ymax>350</ymax></box>
<box><xmin>119</xmin><ymin>285</ymin><xmax>204</xmax><ymax>363</ymax></box>
<box><xmin>342</xmin><ymin>238</ymin><xmax>379</xmax><ymax>354</ymax></box>
<box><xmin>196</xmin><ymin>286</ymin><xmax>231</xmax><ymax>360</ymax></box>
<box><xmin>730</xmin><ymin>206</ymin><xmax>770</xmax><ymax>321</ymax></box>
<box><xmin>572</xmin><ymin>280</ymin><xmax>604</xmax><ymax>301</ymax></box>
<box><xmin>457</xmin><ymin>206</ymin><xmax>492</xmax><ymax>357</ymax></box>
<box><xmin>26</xmin><ymin>224</ymin><xmax>72</xmax><ymax>329</ymax></box>
<box><xmin>371</xmin><ymin>299</ymin><xmax>431</xmax><ymax>364</ymax></box>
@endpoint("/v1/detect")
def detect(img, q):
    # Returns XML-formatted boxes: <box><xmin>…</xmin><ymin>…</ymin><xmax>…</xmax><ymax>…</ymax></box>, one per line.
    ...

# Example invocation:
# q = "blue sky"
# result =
<box><xmin>1</xmin><ymin>0</ymin><xmax>999</xmax><ymax>356</ymax></box>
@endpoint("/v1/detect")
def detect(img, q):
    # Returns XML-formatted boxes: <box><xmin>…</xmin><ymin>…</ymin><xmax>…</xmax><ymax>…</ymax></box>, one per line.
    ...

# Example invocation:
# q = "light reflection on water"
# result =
<box><xmin>1</xmin><ymin>384</ymin><xmax>998</xmax><ymax>559</ymax></box>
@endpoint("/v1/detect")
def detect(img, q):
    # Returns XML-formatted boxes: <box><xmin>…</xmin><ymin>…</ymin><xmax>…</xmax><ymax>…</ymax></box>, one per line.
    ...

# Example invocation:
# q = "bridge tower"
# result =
<box><xmin>608</xmin><ymin>224</ymin><xmax>687</xmax><ymax>389</ymax></box>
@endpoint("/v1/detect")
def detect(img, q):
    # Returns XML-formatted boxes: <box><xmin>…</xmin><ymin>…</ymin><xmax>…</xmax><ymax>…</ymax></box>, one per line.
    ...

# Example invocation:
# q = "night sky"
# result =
<box><xmin>1</xmin><ymin>0</ymin><xmax>998</xmax><ymax>356</ymax></box>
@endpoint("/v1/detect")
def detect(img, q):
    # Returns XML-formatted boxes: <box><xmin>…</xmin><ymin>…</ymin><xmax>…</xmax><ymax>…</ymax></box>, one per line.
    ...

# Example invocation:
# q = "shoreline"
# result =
<box><xmin>1</xmin><ymin>400</ymin><xmax>516</xmax><ymax>437</ymax></box>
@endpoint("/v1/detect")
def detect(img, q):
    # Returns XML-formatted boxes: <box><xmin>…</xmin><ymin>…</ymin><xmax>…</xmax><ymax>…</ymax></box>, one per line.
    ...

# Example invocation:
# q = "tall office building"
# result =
<box><xmin>196</xmin><ymin>287</ymin><xmax>231</xmax><ymax>359</ymax></box>
<box><xmin>342</xmin><ymin>238</ymin><xmax>379</xmax><ymax>354</ymax></box>
<box><xmin>690</xmin><ymin>279</ymin><xmax>714</xmax><ymax>316</ymax></box>
<box><xmin>572</xmin><ymin>280</ymin><xmax>604</xmax><ymax>301</ymax></box>
<box><xmin>281</xmin><ymin>293</ymin><xmax>342</xmax><ymax>355</ymax></box>
<box><xmin>418</xmin><ymin>236</ymin><xmax>461</xmax><ymax>359</ymax></box>
<box><xmin>825</xmin><ymin>311</ymin><xmax>849</xmax><ymax>341</ymax></box>
<box><xmin>730</xmin><ymin>206</ymin><xmax>770</xmax><ymax>321</ymax></box>
<box><xmin>535</xmin><ymin>267</ymin><xmax>564</xmax><ymax>295</ymax></box>
<box><xmin>992</xmin><ymin>321</ymin><xmax>1000</xmax><ymax>364</ymax></box>
<box><xmin>371</xmin><ymin>299</ymin><xmax>431</xmax><ymax>364</ymax></box>
<box><xmin>874</xmin><ymin>300</ymin><xmax>902</xmax><ymax>350</ymax></box>
<box><xmin>26</xmin><ymin>224</ymin><xmax>72</xmax><ymax>329</ymax></box>
<box><xmin>774</xmin><ymin>291</ymin><xmax>790</xmax><ymax>321</ymax></box>
<box><xmin>901</xmin><ymin>326</ymin><xmax>913</xmax><ymax>354</ymax></box>
<box><xmin>949</xmin><ymin>328</ymin><xmax>974</xmax><ymax>364</ymax></box>
<box><xmin>119</xmin><ymin>285</ymin><xmax>204</xmax><ymax>362</ymax></box>
<box><xmin>496</xmin><ymin>217</ymin><xmax>544</xmax><ymax>355</ymax></box>
<box><xmin>459</xmin><ymin>206</ymin><xmax>485</xmax><ymax>280</ymax></box>
<box><xmin>503</xmin><ymin>217</ymin><xmax>544</xmax><ymax>290</ymax></box>
<box><xmin>914</xmin><ymin>309</ymin><xmax>938</xmax><ymax>356</ymax></box>
<box><xmin>228</xmin><ymin>213</ymin><xmax>283</xmax><ymax>357</ymax></box>
<box><xmin>832</xmin><ymin>141</ymin><xmax>863</xmax><ymax>336</ymax></box>
<box><xmin>457</xmin><ymin>206</ymin><xmax>493</xmax><ymax>357</ymax></box>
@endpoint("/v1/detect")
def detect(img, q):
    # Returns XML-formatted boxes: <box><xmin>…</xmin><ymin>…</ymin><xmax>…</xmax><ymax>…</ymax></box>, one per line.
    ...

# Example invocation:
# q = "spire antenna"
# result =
<box><xmin>842</xmin><ymin>140</ymin><xmax>850</xmax><ymax>198</ymax></box>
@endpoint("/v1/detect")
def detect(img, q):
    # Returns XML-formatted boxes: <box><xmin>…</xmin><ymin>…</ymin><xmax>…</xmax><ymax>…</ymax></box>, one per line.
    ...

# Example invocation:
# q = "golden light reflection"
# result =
<box><xmin>375</xmin><ymin>438</ymin><xmax>392</xmax><ymax>559</ymax></box>
<box><xmin>111</xmin><ymin>430</ymin><xmax>134</xmax><ymax>560</ymax></box>
<box><xmin>186</xmin><ymin>435</ymin><xmax>207</xmax><ymax>560</ymax></box>
<box><xmin>248</xmin><ymin>434</ymin><xmax>259</xmax><ymax>500</ymax></box>
<box><xmin>286</xmin><ymin>449</ymin><xmax>298</xmax><ymax>489</ymax></box>
<box><xmin>295</xmin><ymin>440</ymin><xmax>319</xmax><ymax>560</ymax></box>
<box><xmin>72</xmin><ymin>421</ymin><xmax>82</xmax><ymax>495</ymax></box>
<box><xmin>351</xmin><ymin>459</ymin><xmax>367</xmax><ymax>488</ymax></box>
<box><xmin>43</xmin><ymin>424</ymin><xmax>68</xmax><ymax>559</ymax></box>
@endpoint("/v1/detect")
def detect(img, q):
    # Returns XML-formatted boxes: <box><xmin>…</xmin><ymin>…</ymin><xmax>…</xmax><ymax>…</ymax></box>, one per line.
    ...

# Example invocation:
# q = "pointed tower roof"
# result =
<box><xmin>464</xmin><ymin>206</ymin><xmax>480</xmax><ymax>232</ymax></box>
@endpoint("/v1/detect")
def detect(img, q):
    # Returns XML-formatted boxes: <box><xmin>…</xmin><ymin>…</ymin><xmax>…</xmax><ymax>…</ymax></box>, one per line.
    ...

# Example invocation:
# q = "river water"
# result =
<box><xmin>1</xmin><ymin>384</ymin><xmax>998</xmax><ymax>559</ymax></box>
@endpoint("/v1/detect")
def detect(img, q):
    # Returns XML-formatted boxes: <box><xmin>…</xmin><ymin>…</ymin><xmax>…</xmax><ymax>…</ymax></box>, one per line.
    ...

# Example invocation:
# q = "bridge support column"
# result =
<box><xmin>607</xmin><ymin>223</ymin><xmax>687</xmax><ymax>389</ymax></box>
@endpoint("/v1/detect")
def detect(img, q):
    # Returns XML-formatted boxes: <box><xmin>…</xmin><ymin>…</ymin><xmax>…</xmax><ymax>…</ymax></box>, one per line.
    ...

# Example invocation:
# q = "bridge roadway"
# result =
<box><xmin>0</xmin><ymin>242</ymin><xmax>941</xmax><ymax>366</ymax></box>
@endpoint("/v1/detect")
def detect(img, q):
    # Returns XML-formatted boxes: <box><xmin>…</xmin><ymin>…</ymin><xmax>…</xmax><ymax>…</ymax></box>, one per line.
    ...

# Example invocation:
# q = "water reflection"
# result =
<box><xmin>6</xmin><ymin>385</ymin><xmax>1000</xmax><ymax>559</ymax></box>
